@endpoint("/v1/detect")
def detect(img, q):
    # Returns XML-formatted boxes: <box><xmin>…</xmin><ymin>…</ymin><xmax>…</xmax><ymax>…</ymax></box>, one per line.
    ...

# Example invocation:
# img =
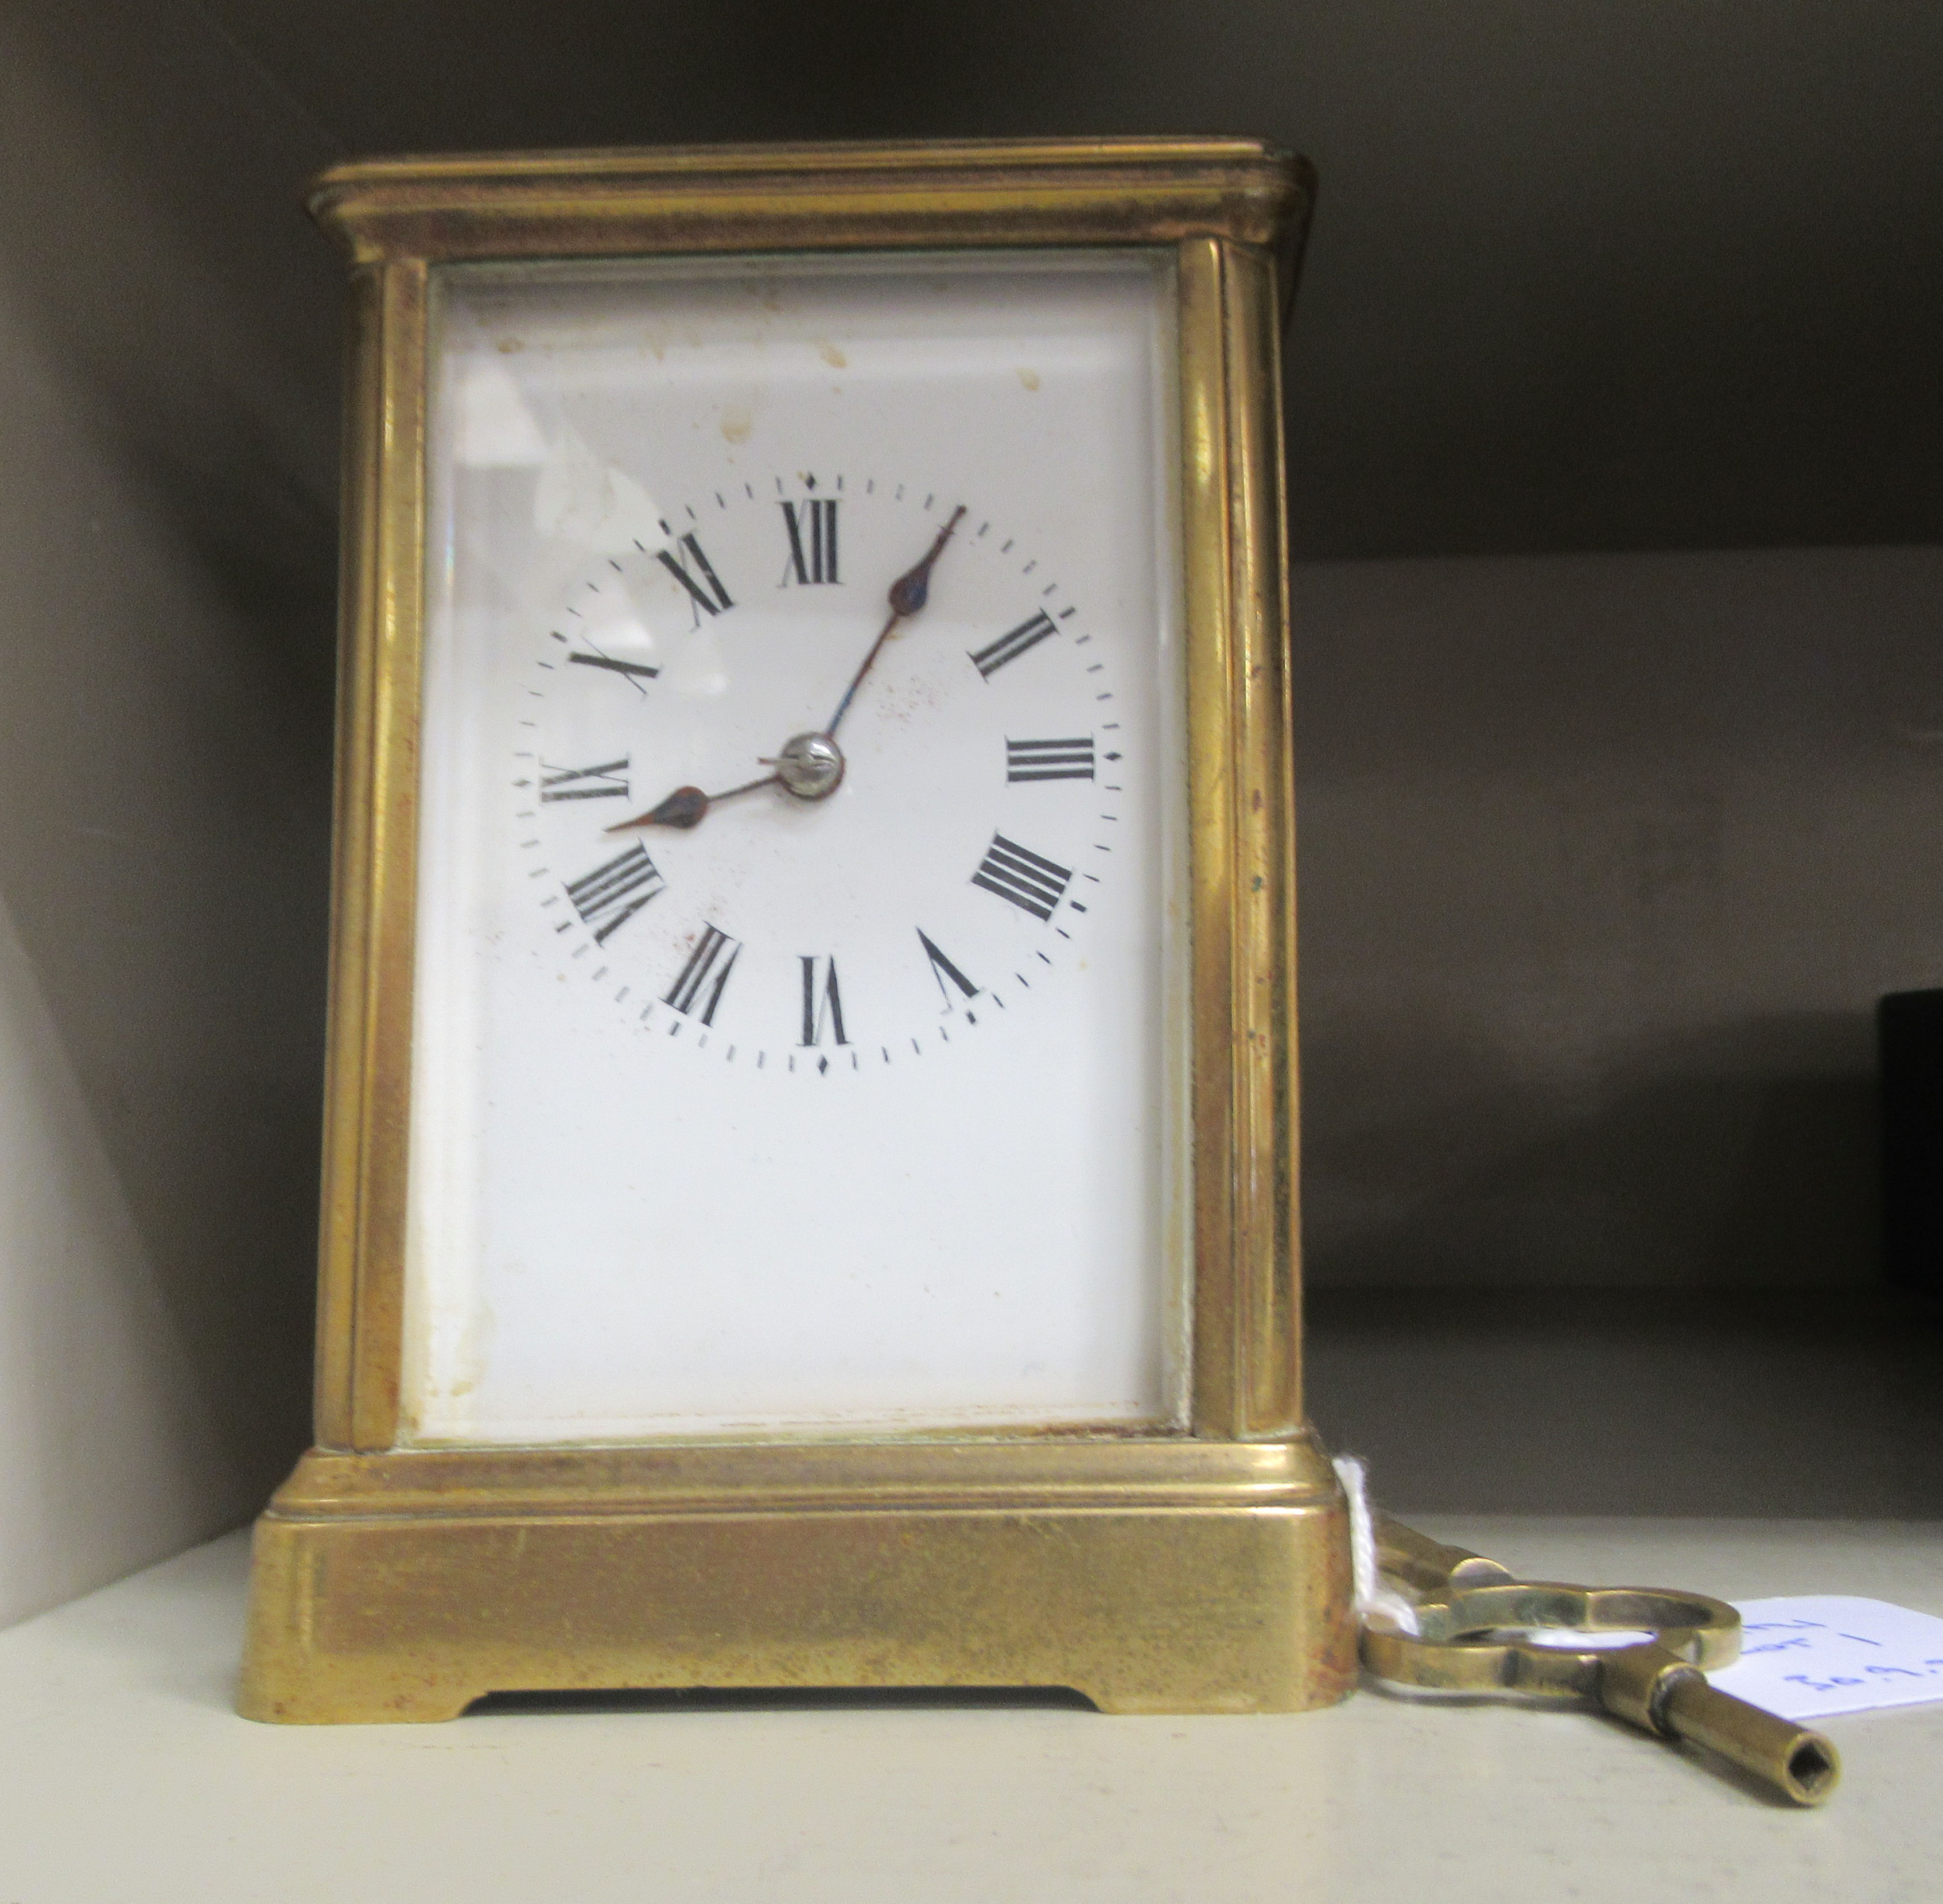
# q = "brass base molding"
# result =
<box><xmin>239</xmin><ymin>1435</ymin><xmax>1353</xmax><ymax>1723</ymax></box>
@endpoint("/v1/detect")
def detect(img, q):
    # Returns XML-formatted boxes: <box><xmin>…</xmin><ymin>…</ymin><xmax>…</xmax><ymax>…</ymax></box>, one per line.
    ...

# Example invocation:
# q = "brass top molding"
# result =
<box><xmin>307</xmin><ymin>137</ymin><xmax>1315</xmax><ymax>278</ymax></box>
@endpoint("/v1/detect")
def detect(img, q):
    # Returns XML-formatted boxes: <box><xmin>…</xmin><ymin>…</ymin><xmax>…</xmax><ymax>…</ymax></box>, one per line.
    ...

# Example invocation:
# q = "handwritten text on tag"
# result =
<box><xmin>1705</xmin><ymin>1596</ymin><xmax>1943</xmax><ymax>1721</ymax></box>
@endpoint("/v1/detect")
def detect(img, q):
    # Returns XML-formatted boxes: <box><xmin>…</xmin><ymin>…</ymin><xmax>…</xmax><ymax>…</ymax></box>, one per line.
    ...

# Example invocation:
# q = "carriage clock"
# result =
<box><xmin>238</xmin><ymin>138</ymin><xmax>1354</xmax><ymax>1720</ymax></box>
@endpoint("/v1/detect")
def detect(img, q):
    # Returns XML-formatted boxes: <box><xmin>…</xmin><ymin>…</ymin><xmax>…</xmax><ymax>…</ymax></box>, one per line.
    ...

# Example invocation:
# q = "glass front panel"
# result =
<box><xmin>406</xmin><ymin>250</ymin><xmax>1188</xmax><ymax>1442</ymax></box>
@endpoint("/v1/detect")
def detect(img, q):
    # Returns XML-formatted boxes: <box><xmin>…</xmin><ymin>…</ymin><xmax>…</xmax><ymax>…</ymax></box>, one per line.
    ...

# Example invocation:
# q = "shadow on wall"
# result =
<box><xmin>1304</xmin><ymin>1284</ymin><xmax>1943</xmax><ymax>1516</ymax></box>
<box><xmin>0</xmin><ymin>12</ymin><xmax>339</xmax><ymax>1573</ymax></box>
<box><xmin>1301</xmin><ymin>1012</ymin><xmax>1879</xmax><ymax>1288</ymax></box>
<box><xmin>0</xmin><ymin>6</ymin><xmax>341</xmax><ymax>629</ymax></box>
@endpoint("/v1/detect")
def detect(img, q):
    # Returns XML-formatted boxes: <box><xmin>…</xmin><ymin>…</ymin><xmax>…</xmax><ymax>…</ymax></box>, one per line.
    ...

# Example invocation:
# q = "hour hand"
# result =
<box><xmin>606</xmin><ymin>772</ymin><xmax>776</xmax><ymax>833</ymax></box>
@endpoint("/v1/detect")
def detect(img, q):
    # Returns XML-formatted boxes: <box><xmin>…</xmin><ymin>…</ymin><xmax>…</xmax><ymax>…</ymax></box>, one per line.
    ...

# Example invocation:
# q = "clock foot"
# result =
<box><xmin>237</xmin><ymin>1435</ymin><xmax>1355</xmax><ymax>1724</ymax></box>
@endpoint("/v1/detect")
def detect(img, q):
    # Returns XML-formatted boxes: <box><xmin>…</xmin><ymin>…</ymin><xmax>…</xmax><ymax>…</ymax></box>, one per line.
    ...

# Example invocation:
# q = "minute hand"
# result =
<box><xmin>823</xmin><ymin>506</ymin><xmax>966</xmax><ymax>737</ymax></box>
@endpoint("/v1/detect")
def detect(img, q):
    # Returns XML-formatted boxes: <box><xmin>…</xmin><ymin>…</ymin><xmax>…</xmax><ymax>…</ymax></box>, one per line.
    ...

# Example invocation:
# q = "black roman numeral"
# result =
<box><xmin>1005</xmin><ymin>736</ymin><xmax>1095</xmax><ymax>783</ymax></box>
<box><xmin>664</xmin><ymin>924</ymin><xmax>741</xmax><ymax>1025</ymax></box>
<box><xmin>917</xmin><ymin>928</ymin><xmax>979</xmax><ymax>1009</ymax></box>
<box><xmin>971</xmin><ymin>834</ymin><xmax>1072</xmax><ymax>922</ymax></box>
<box><xmin>568</xmin><ymin>651</ymin><xmax>658</xmax><ymax>688</ymax></box>
<box><xmin>780</xmin><ymin>499</ymin><xmax>840</xmax><ymax>585</ymax></box>
<box><xmin>656</xmin><ymin>533</ymin><xmax>735</xmax><ymax>621</ymax></box>
<box><xmin>540</xmin><ymin>757</ymin><xmax>629</xmax><ymax>802</ymax></box>
<box><xmin>799</xmin><ymin>955</ymin><xmax>849</xmax><ymax>1046</ymax></box>
<box><xmin>969</xmin><ymin>609</ymin><xmax>1057</xmax><ymax>679</ymax></box>
<box><xmin>565</xmin><ymin>843</ymin><xmax>664</xmax><ymax>944</ymax></box>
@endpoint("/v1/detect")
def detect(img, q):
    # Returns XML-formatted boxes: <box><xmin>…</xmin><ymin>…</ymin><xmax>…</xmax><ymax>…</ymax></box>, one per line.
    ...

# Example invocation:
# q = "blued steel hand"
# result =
<box><xmin>605</xmin><ymin>508</ymin><xmax>966</xmax><ymax>833</ymax></box>
<box><xmin>605</xmin><ymin>771</ymin><xmax>777</xmax><ymax>833</ymax></box>
<box><xmin>823</xmin><ymin>504</ymin><xmax>966</xmax><ymax>736</ymax></box>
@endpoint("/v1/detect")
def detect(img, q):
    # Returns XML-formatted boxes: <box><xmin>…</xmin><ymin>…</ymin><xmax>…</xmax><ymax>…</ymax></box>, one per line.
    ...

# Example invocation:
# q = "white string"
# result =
<box><xmin>1332</xmin><ymin>1453</ymin><xmax>1421</xmax><ymax>1635</ymax></box>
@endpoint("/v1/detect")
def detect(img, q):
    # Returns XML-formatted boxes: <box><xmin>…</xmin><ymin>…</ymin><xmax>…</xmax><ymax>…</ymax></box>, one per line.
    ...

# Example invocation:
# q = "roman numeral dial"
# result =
<box><xmin>566</xmin><ymin>844</ymin><xmax>664</xmax><ymax>944</ymax></box>
<box><xmin>527</xmin><ymin>480</ymin><xmax>1121</xmax><ymax>1070</ymax></box>
<box><xmin>780</xmin><ymin>499</ymin><xmax>840</xmax><ymax>585</ymax></box>
<box><xmin>799</xmin><ymin>957</ymin><xmax>849</xmax><ymax>1047</ymax></box>
<box><xmin>1005</xmin><ymin>736</ymin><xmax>1094</xmax><ymax>782</ymax></box>
<box><xmin>664</xmin><ymin>925</ymin><xmax>741</xmax><ymax>1025</ymax></box>
<box><xmin>568</xmin><ymin>651</ymin><xmax>658</xmax><ymax>689</ymax></box>
<box><xmin>656</xmin><ymin>532</ymin><xmax>734</xmax><ymax>622</ymax></box>
<box><xmin>972</xmin><ymin>835</ymin><xmax>1073</xmax><ymax>922</ymax></box>
<box><xmin>969</xmin><ymin>609</ymin><xmax>1056</xmax><ymax>679</ymax></box>
<box><xmin>541</xmin><ymin>757</ymin><xmax>629</xmax><ymax>802</ymax></box>
<box><xmin>918</xmin><ymin>930</ymin><xmax>979</xmax><ymax>1008</ymax></box>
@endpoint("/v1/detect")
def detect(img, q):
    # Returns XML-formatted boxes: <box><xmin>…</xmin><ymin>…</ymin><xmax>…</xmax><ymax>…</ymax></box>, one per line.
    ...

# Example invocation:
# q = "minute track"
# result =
<box><xmin>526</xmin><ymin>477</ymin><xmax>1114</xmax><ymax>1068</ymax></box>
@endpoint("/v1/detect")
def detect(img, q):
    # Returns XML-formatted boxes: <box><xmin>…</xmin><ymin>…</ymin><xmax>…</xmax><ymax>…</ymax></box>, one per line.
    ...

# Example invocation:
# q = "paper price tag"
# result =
<box><xmin>1706</xmin><ymin>1596</ymin><xmax>1943</xmax><ymax>1721</ymax></box>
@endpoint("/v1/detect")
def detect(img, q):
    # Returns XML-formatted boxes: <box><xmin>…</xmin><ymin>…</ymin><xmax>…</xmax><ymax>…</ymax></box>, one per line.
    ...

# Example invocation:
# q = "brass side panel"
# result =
<box><xmin>1224</xmin><ymin>242</ymin><xmax>1303</xmax><ymax>1437</ymax></box>
<box><xmin>240</xmin><ymin>1439</ymin><xmax>1354</xmax><ymax>1723</ymax></box>
<box><xmin>316</xmin><ymin>258</ymin><xmax>428</xmax><ymax>1452</ymax></box>
<box><xmin>1179</xmin><ymin>236</ymin><xmax>1301</xmax><ymax>1440</ymax></box>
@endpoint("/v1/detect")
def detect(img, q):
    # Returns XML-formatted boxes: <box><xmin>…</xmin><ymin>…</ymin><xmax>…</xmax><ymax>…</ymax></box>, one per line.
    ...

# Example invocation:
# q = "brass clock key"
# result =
<box><xmin>1364</xmin><ymin>1518</ymin><xmax>1841</xmax><ymax>1805</ymax></box>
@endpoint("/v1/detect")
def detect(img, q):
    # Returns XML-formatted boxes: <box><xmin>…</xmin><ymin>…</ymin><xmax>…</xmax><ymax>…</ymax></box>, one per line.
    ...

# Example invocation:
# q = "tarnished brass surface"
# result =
<box><xmin>243</xmin><ymin>138</ymin><xmax>1351</xmax><ymax>1722</ymax></box>
<box><xmin>239</xmin><ymin>1436</ymin><xmax>1351</xmax><ymax>1722</ymax></box>
<box><xmin>1364</xmin><ymin>1516</ymin><xmax>1840</xmax><ymax>1806</ymax></box>
<box><xmin>306</xmin><ymin>139</ymin><xmax>1314</xmax><ymax>318</ymax></box>
<box><xmin>1656</xmin><ymin>1672</ymin><xmax>1841</xmax><ymax>1807</ymax></box>
<box><xmin>314</xmin><ymin>255</ymin><xmax>426</xmax><ymax>1453</ymax></box>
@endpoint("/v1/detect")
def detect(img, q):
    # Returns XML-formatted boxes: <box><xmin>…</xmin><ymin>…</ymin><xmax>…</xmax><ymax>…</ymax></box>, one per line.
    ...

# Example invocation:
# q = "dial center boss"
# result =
<box><xmin>773</xmin><ymin>732</ymin><xmax>846</xmax><ymax>802</ymax></box>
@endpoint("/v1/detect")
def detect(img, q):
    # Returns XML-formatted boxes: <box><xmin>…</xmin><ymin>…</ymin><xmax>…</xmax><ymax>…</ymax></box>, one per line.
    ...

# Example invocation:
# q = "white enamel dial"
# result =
<box><xmin>406</xmin><ymin>251</ymin><xmax>1188</xmax><ymax>1443</ymax></box>
<box><xmin>525</xmin><ymin>476</ymin><xmax>1127</xmax><ymax>1071</ymax></box>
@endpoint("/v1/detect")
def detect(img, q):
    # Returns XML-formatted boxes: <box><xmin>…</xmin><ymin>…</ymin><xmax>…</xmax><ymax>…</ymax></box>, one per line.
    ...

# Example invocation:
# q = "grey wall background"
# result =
<box><xmin>170</xmin><ymin>0</ymin><xmax>1943</xmax><ymax>560</ymax></box>
<box><xmin>0</xmin><ymin>10</ymin><xmax>333</xmax><ymax>1619</ymax></box>
<box><xmin>17</xmin><ymin>1</ymin><xmax>1943</xmax><ymax>570</ymax></box>
<box><xmin>1298</xmin><ymin>544</ymin><xmax>1943</xmax><ymax>1292</ymax></box>
<box><xmin>0</xmin><ymin>0</ymin><xmax>1936</xmax><ymax>1546</ymax></box>
<box><xmin>1294</xmin><ymin>549</ymin><xmax>1943</xmax><ymax>1516</ymax></box>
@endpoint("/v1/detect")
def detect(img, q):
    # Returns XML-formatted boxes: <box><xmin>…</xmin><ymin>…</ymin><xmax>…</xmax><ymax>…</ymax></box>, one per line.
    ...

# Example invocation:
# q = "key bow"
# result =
<box><xmin>1361</xmin><ymin>1517</ymin><xmax>1840</xmax><ymax>1806</ymax></box>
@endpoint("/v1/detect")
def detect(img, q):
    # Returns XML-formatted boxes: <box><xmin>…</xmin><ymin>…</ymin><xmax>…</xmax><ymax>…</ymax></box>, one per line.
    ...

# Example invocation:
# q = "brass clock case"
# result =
<box><xmin>239</xmin><ymin>138</ymin><xmax>1354</xmax><ymax>1722</ymax></box>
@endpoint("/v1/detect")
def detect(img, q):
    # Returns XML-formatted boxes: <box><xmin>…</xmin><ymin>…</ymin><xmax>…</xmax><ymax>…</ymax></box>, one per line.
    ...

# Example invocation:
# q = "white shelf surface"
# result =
<box><xmin>1</xmin><ymin>1518</ymin><xmax>1938</xmax><ymax>1901</ymax></box>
